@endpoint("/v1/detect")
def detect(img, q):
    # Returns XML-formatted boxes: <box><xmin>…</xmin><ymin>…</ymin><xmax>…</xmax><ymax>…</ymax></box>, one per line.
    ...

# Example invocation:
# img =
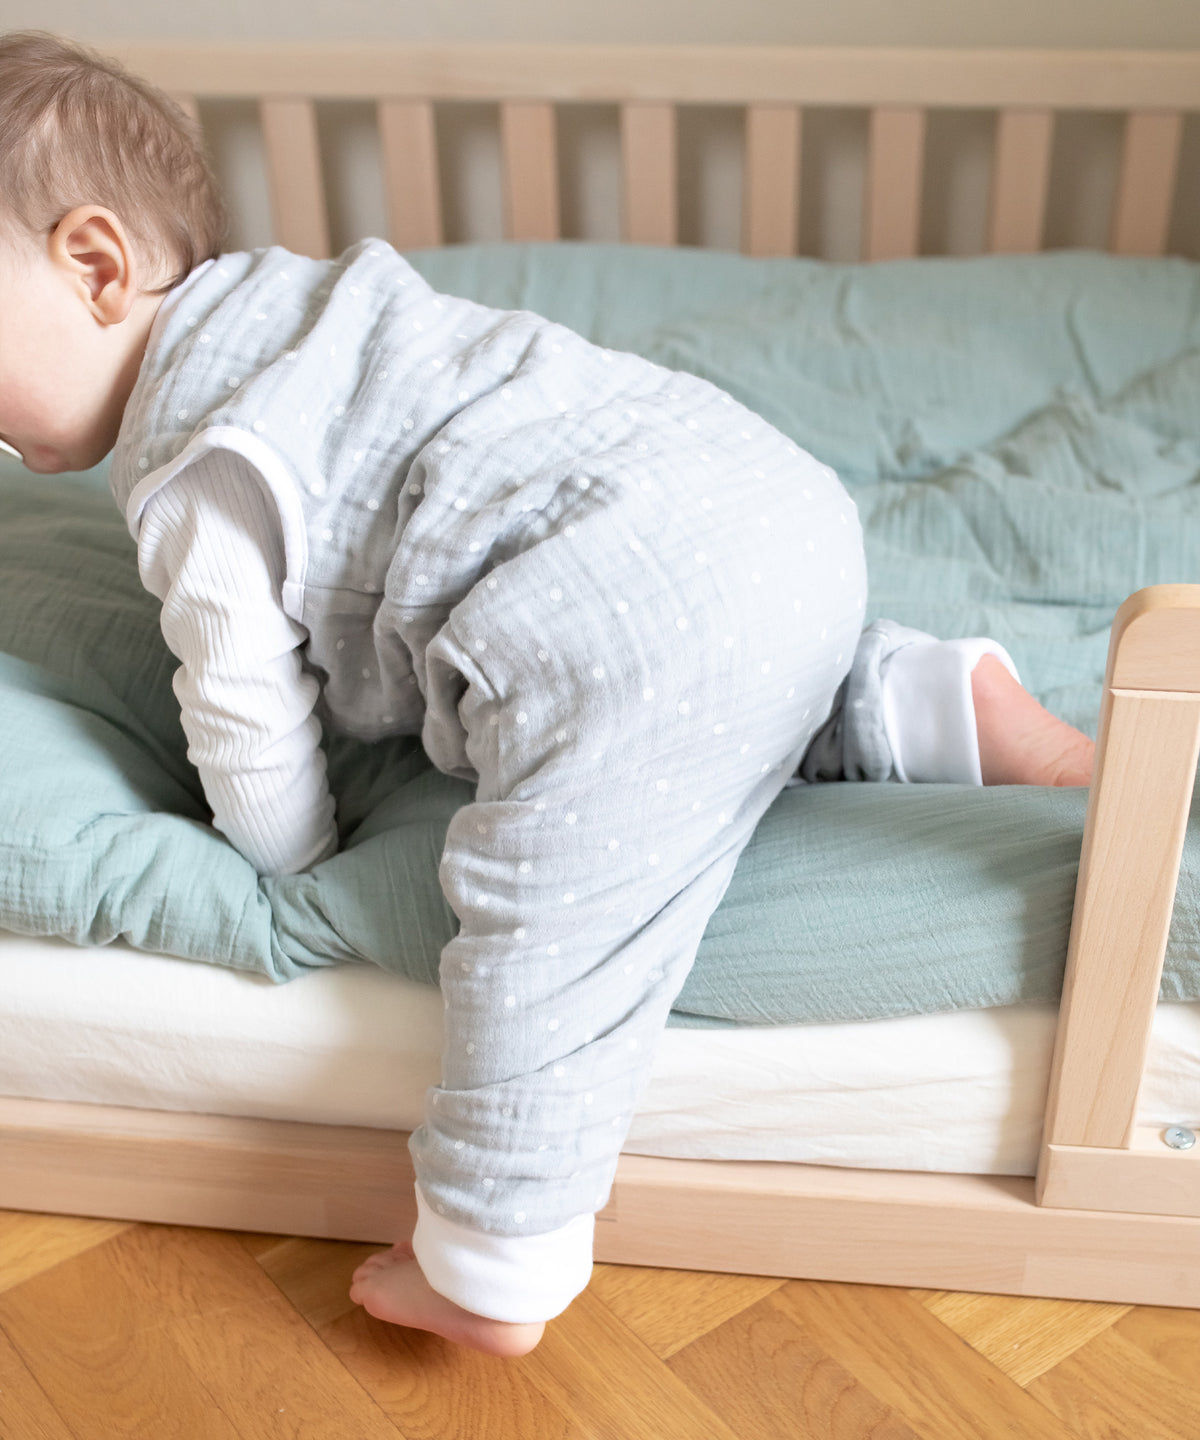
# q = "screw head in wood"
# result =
<box><xmin>1163</xmin><ymin>1126</ymin><xmax>1196</xmax><ymax>1150</ymax></box>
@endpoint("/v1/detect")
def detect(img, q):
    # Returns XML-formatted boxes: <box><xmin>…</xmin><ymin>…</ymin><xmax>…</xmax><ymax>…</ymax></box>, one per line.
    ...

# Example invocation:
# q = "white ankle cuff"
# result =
<box><xmin>880</xmin><ymin>637</ymin><xmax>1019</xmax><ymax>785</ymax></box>
<box><xmin>412</xmin><ymin>1187</ymin><xmax>595</xmax><ymax>1322</ymax></box>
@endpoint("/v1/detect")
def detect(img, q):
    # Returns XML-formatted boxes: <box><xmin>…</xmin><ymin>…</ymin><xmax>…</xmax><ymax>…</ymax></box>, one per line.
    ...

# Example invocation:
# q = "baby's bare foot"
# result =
<box><xmin>971</xmin><ymin>654</ymin><xmax>1095</xmax><ymax>787</ymax></box>
<box><xmin>349</xmin><ymin>1241</ymin><xmax>545</xmax><ymax>1357</ymax></box>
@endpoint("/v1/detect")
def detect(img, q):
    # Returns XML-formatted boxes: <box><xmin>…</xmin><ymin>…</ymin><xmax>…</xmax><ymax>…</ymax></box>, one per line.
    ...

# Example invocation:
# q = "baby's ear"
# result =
<box><xmin>49</xmin><ymin>207</ymin><xmax>142</xmax><ymax>324</ymax></box>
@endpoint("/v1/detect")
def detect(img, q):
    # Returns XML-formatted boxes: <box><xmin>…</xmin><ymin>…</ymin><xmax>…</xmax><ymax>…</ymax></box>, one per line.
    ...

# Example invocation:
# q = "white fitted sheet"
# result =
<box><xmin>2</xmin><ymin>931</ymin><xmax>1198</xmax><ymax>1178</ymax></box>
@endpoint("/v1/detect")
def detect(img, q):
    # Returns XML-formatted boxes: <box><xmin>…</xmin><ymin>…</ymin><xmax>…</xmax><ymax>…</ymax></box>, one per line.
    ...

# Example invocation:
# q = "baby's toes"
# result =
<box><xmin>351</xmin><ymin>1241</ymin><xmax>416</xmax><ymax>1289</ymax></box>
<box><xmin>350</xmin><ymin>1260</ymin><xmax>384</xmax><ymax>1288</ymax></box>
<box><xmin>352</xmin><ymin>1254</ymin><xmax>394</xmax><ymax>1284</ymax></box>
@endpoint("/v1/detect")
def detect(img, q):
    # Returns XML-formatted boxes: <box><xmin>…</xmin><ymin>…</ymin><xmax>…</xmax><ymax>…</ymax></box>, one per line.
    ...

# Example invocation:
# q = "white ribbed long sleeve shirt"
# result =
<box><xmin>136</xmin><ymin>449</ymin><xmax>338</xmax><ymax>876</ymax></box>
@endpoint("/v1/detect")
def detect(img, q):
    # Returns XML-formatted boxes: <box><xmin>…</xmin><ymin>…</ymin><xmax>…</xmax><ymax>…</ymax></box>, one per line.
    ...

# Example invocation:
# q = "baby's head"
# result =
<box><xmin>0</xmin><ymin>31</ymin><xmax>227</xmax><ymax>290</ymax></box>
<box><xmin>0</xmin><ymin>32</ymin><xmax>227</xmax><ymax>472</ymax></box>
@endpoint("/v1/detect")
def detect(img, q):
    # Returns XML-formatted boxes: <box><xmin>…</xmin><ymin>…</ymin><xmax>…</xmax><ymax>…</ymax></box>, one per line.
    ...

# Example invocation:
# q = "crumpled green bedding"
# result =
<box><xmin>4</xmin><ymin>242</ymin><xmax>1200</xmax><ymax>1027</ymax></box>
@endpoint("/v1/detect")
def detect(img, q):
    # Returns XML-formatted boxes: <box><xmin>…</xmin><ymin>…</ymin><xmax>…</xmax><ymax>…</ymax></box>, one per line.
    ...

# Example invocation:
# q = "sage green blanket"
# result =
<box><xmin>4</xmin><ymin>244</ymin><xmax>1200</xmax><ymax>1026</ymax></box>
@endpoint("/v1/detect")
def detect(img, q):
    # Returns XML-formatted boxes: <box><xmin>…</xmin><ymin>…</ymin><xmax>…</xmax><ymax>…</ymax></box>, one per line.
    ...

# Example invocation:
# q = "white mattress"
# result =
<box><xmin>3</xmin><ymin>931</ymin><xmax>1198</xmax><ymax>1178</ymax></box>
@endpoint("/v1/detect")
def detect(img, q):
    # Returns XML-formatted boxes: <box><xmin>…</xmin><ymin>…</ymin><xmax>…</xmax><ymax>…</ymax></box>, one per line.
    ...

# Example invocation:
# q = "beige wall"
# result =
<box><xmin>7</xmin><ymin>0</ymin><xmax>1200</xmax><ymax>47</ymax></box>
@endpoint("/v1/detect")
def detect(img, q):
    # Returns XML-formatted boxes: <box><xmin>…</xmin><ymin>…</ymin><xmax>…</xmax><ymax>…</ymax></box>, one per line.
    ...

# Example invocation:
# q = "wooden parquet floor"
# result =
<box><xmin>2</xmin><ymin>1207</ymin><xmax>1198</xmax><ymax>1439</ymax></box>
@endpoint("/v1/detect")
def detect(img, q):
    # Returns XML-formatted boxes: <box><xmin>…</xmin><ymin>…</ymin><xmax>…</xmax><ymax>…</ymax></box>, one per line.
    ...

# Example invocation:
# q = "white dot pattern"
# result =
<box><xmin>418</xmin><ymin>447</ymin><xmax>865</xmax><ymax>1243</ymax></box>
<box><xmin>114</xmin><ymin>237</ymin><xmax>869</xmax><ymax>1259</ymax></box>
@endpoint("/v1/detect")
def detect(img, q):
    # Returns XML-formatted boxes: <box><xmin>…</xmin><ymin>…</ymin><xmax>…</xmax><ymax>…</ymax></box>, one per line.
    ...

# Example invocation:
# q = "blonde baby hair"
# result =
<box><xmin>0</xmin><ymin>30</ymin><xmax>227</xmax><ymax>290</ymax></box>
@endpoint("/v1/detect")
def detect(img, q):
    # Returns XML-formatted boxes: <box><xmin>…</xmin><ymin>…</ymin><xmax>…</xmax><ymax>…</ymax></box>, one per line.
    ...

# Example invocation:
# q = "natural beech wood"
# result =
<box><xmin>865</xmin><ymin>106</ymin><xmax>926</xmax><ymax>260</ymax></box>
<box><xmin>988</xmin><ymin>108</ymin><xmax>1054</xmax><ymax>252</ymax></box>
<box><xmin>500</xmin><ymin>101</ymin><xmax>560</xmax><ymax>241</ymax></box>
<box><xmin>5</xmin><ymin>1094</ymin><xmax>1200</xmax><ymax>1309</ymax></box>
<box><xmin>1039</xmin><ymin>687</ymin><xmax>1200</xmax><ymax>1152</ymax></box>
<box><xmin>259</xmin><ymin>97</ymin><xmax>331</xmax><ymax>259</ymax></box>
<box><xmin>1038</xmin><ymin>586</ymin><xmax>1200</xmax><ymax>1204</ymax></box>
<box><xmin>620</xmin><ymin>103</ymin><xmax>678</xmax><ymax>246</ymax></box>
<box><xmin>92</xmin><ymin>43</ymin><xmax>1200</xmax><ymax>262</ymax></box>
<box><xmin>0</xmin><ymin>1096</ymin><xmax>417</xmax><ymax>1242</ymax></box>
<box><xmin>106</xmin><ymin>43</ymin><xmax>1200</xmax><ymax>110</ymax></box>
<box><xmin>598</xmin><ymin>1156</ymin><xmax>1200</xmax><ymax>1308</ymax></box>
<box><xmin>1111</xmin><ymin>111</ymin><xmax>1184</xmax><ymax>256</ymax></box>
<box><xmin>1105</xmin><ymin>583</ymin><xmax>1200</xmax><ymax>691</ymax></box>
<box><xmin>1041</xmin><ymin>1130</ymin><xmax>1200</xmax><ymax>1217</ymax></box>
<box><xmin>378</xmin><ymin>99</ymin><xmax>443</xmax><ymax>250</ymax></box>
<box><xmin>743</xmin><ymin>105</ymin><xmax>801</xmax><ymax>257</ymax></box>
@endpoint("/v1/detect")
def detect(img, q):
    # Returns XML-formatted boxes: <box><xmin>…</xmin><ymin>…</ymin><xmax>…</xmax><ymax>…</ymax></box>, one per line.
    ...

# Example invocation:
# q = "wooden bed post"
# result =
<box><xmin>1038</xmin><ymin>585</ymin><xmax>1200</xmax><ymax>1217</ymax></box>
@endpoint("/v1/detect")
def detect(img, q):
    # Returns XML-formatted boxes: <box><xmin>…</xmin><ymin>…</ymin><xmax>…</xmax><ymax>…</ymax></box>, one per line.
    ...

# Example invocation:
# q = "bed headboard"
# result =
<box><xmin>105</xmin><ymin>42</ymin><xmax>1200</xmax><ymax>263</ymax></box>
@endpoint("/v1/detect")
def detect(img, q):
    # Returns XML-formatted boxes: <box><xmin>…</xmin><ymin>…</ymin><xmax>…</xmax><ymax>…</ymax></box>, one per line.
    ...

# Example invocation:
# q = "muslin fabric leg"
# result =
<box><xmin>407</xmin><ymin>474</ymin><xmax>867</xmax><ymax>1321</ymax></box>
<box><xmin>410</xmin><ymin>660</ymin><xmax>832</xmax><ymax>1316</ymax></box>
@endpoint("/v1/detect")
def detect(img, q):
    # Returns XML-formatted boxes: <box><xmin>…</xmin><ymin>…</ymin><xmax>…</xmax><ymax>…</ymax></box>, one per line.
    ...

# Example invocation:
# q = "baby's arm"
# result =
<box><xmin>137</xmin><ymin>449</ymin><xmax>338</xmax><ymax>875</ymax></box>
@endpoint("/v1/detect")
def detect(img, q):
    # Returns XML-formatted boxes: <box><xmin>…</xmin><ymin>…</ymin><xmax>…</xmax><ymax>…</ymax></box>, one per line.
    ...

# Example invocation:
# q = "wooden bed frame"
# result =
<box><xmin>4</xmin><ymin>40</ymin><xmax>1200</xmax><ymax>1309</ymax></box>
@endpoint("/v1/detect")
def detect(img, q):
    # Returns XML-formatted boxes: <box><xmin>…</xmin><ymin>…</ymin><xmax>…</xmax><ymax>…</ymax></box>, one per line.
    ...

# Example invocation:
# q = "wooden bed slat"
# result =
<box><xmin>1111</xmin><ymin>110</ymin><xmax>1184</xmax><ymax>257</ymax></box>
<box><xmin>500</xmin><ymin>101</ymin><xmax>560</xmax><ymax>242</ymax></box>
<box><xmin>865</xmin><ymin>105</ymin><xmax>926</xmax><ymax>261</ymax></box>
<box><xmin>743</xmin><ymin>104</ymin><xmax>801</xmax><ymax>257</ymax></box>
<box><xmin>988</xmin><ymin>108</ymin><xmax>1053</xmax><ymax>253</ymax></box>
<box><xmin>379</xmin><ymin>99</ymin><xmax>443</xmax><ymax>250</ymax></box>
<box><xmin>620</xmin><ymin>103</ymin><xmax>677</xmax><ymax>247</ymax></box>
<box><xmin>259</xmin><ymin>97</ymin><xmax>331</xmax><ymax>259</ymax></box>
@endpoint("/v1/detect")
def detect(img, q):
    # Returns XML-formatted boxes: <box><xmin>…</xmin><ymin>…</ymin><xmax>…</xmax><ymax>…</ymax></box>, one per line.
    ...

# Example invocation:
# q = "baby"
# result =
<box><xmin>0</xmin><ymin>32</ymin><xmax>1093</xmax><ymax>1356</ymax></box>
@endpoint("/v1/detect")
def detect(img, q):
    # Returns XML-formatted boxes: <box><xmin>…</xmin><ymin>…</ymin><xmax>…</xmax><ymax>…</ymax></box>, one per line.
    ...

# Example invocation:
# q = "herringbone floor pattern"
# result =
<box><xmin>1</xmin><ymin>1207</ymin><xmax>1197</xmax><ymax>1438</ymax></box>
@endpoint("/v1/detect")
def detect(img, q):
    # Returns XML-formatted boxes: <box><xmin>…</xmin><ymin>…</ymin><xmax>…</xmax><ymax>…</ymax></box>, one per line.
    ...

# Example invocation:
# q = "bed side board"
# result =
<box><xmin>5</xmin><ymin>1093</ymin><xmax>1200</xmax><ymax>1309</ymax></box>
<box><xmin>1038</xmin><ymin>585</ymin><xmax>1200</xmax><ymax>1217</ymax></box>
<box><xmin>105</xmin><ymin>42</ymin><xmax>1200</xmax><ymax>263</ymax></box>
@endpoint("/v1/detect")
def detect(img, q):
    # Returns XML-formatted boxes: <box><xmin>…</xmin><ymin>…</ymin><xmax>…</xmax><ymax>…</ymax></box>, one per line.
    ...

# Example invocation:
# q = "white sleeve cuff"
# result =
<box><xmin>412</xmin><ymin>1187</ymin><xmax>594</xmax><ymax>1323</ymax></box>
<box><xmin>880</xmin><ymin>636</ymin><xmax>1020</xmax><ymax>785</ymax></box>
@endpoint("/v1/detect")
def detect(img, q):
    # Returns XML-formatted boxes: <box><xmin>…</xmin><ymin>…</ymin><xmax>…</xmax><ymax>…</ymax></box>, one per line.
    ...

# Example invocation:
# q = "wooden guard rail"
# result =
<box><xmin>1038</xmin><ymin>586</ymin><xmax>1200</xmax><ymax>1218</ymax></box>
<box><xmin>106</xmin><ymin>43</ymin><xmax>1200</xmax><ymax>261</ymax></box>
